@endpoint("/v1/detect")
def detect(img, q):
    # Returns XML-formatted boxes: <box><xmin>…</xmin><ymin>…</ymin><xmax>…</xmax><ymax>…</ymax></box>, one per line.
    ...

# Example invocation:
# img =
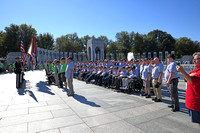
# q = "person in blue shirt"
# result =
<box><xmin>151</xmin><ymin>57</ymin><xmax>164</xmax><ymax>102</ymax></box>
<box><xmin>141</xmin><ymin>58</ymin><xmax>152</xmax><ymax>98</ymax></box>
<box><xmin>165</xmin><ymin>54</ymin><xmax>179</xmax><ymax>112</ymax></box>
<box><xmin>65</xmin><ymin>57</ymin><xmax>74</xmax><ymax>96</ymax></box>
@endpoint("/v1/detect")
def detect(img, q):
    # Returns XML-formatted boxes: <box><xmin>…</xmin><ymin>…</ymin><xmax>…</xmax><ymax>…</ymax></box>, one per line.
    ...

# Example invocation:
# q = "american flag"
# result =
<box><xmin>20</xmin><ymin>32</ymin><xmax>26</xmax><ymax>65</ymax></box>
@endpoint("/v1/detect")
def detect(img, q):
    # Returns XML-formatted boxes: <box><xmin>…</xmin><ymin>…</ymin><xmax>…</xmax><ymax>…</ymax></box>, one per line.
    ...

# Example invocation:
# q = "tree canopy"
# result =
<box><xmin>0</xmin><ymin>23</ymin><xmax>200</xmax><ymax>58</ymax></box>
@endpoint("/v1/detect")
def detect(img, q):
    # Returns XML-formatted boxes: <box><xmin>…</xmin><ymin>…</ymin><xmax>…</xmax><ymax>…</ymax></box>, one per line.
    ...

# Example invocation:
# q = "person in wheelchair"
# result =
<box><xmin>97</xmin><ymin>66</ymin><xmax>108</xmax><ymax>85</ymax></box>
<box><xmin>102</xmin><ymin>66</ymin><xmax>112</xmax><ymax>88</ymax></box>
<box><xmin>77</xmin><ymin>66</ymin><xmax>87</xmax><ymax>80</ymax></box>
<box><xmin>123</xmin><ymin>66</ymin><xmax>139</xmax><ymax>93</ymax></box>
<box><xmin>84</xmin><ymin>66</ymin><xmax>94</xmax><ymax>80</ymax></box>
<box><xmin>115</xmin><ymin>66</ymin><xmax>127</xmax><ymax>90</ymax></box>
<box><xmin>86</xmin><ymin>66</ymin><xmax>98</xmax><ymax>83</ymax></box>
<box><xmin>110</xmin><ymin>66</ymin><xmax>118</xmax><ymax>88</ymax></box>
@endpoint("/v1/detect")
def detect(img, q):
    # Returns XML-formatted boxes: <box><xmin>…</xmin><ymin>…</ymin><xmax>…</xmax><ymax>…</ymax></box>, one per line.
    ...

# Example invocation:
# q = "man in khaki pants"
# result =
<box><xmin>151</xmin><ymin>57</ymin><xmax>164</xmax><ymax>102</ymax></box>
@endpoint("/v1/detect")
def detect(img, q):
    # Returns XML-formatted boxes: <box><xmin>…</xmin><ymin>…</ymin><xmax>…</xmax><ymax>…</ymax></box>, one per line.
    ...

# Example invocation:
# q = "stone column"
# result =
<box><xmin>122</xmin><ymin>53</ymin><xmax>124</xmax><ymax>60</ymax></box>
<box><xmin>165</xmin><ymin>51</ymin><xmax>168</xmax><ymax>59</ymax></box>
<box><xmin>111</xmin><ymin>53</ymin><xmax>114</xmax><ymax>60</ymax></box>
<box><xmin>148</xmin><ymin>52</ymin><xmax>151</xmax><ymax>58</ymax></box>
<box><xmin>153</xmin><ymin>52</ymin><xmax>157</xmax><ymax>58</ymax></box>
<box><xmin>137</xmin><ymin>53</ymin><xmax>140</xmax><ymax>59</ymax></box>
<box><xmin>83</xmin><ymin>53</ymin><xmax>86</xmax><ymax>62</ymax></box>
<box><xmin>52</xmin><ymin>50</ymin><xmax>55</xmax><ymax>60</ymax></box>
<box><xmin>56</xmin><ymin>51</ymin><xmax>59</xmax><ymax>60</ymax></box>
<box><xmin>116</xmin><ymin>53</ymin><xmax>119</xmax><ymax>61</ymax></box>
<box><xmin>73</xmin><ymin>53</ymin><xmax>77</xmax><ymax>62</ymax></box>
<box><xmin>69</xmin><ymin>52</ymin><xmax>72</xmax><ymax>58</ymax></box>
<box><xmin>65</xmin><ymin>52</ymin><xmax>68</xmax><ymax>58</ymax></box>
<box><xmin>159</xmin><ymin>51</ymin><xmax>162</xmax><ymax>61</ymax></box>
<box><xmin>106</xmin><ymin>53</ymin><xmax>110</xmax><ymax>60</ymax></box>
<box><xmin>143</xmin><ymin>52</ymin><xmax>146</xmax><ymax>59</ymax></box>
<box><xmin>78</xmin><ymin>52</ymin><xmax>81</xmax><ymax>62</ymax></box>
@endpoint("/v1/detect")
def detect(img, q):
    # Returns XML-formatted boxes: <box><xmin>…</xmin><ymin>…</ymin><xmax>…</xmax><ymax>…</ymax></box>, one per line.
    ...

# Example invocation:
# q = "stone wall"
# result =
<box><xmin>6</xmin><ymin>52</ymin><xmax>22</xmax><ymax>64</ymax></box>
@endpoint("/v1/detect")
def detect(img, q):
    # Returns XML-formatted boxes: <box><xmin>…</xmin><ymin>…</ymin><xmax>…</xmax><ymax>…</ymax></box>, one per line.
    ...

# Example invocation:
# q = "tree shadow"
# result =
<box><xmin>73</xmin><ymin>94</ymin><xmax>101</xmax><ymax>107</ymax></box>
<box><xmin>161</xmin><ymin>85</ymin><xmax>188</xmax><ymax>114</ymax></box>
<box><xmin>36</xmin><ymin>81</ymin><xmax>55</xmax><ymax>95</ymax></box>
<box><xmin>18</xmin><ymin>80</ymin><xmax>38</xmax><ymax>102</ymax></box>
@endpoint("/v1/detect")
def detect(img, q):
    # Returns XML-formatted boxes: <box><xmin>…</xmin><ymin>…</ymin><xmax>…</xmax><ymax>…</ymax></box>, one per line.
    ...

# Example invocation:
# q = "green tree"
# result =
<box><xmin>146</xmin><ymin>29</ymin><xmax>175</xmax><ymax>54</ymax></box>
<box><xmin>133</xmin><ymin>32</ymin><xmax>145</xmax><ymax>53</ymax></box>
<box><xmin>80</xmin><ymin>35</ymin><xmax>91</xmax><ymax>52</ymax></box>
<box><xmin>4</xmin><ymin>24</ymin><xmax>20</xmax><ymax>54</ymax></box>
<box><xmin>20</xmin><ymin>24</ymin><xmax>37</xmax><ymax>52</ymax></box>
<box><xmin>98</xmin><ymin>35</ymin><xmax>110</xmax><ymax>59</ymax></box>
<box><xmin>115</xmin><ymin>31</ymin><xmax>134</xmax><ymax>58</ymax></box>
<box><xmin>55</xmin><ymin>35</ymin><xmax>67</xmax><ymax>55</ymax></box>
<box><xmin>175</xmin><ymin>37</ymin><xmax>200</xmax><ymax>58</ymax></box>
<box><xmin>0</xmin><ymin>31</ymin><xmax>6</xmax><ymax>57</ymax></box>
<box><xmin>37</xmin><ymin>33</ymin><xmax>54</xmax><ymax>50</ymax></box>
<box><xmin>107</xmin><ymin>41</ymin><xmax>118</xmax><ymax>53</ymax></box>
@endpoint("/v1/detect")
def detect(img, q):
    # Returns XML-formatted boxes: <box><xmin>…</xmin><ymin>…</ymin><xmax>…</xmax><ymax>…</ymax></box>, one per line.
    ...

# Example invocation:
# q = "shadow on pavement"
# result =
<box><xmin>161</xmin><ymin>85</ymin><xmax>188</xmax><ymax>114</ymax></box>
<box><xmin>73</xmin><ymin>94</ymin><xmax>101</xmax><ymax>107</ymax></box>
<box><xmin>18</xmin><ymin>80</ymin><xmax>38</xmax><ymax>102</ymax></box>
<box><xmin>36</xmin><ymin>81</ymin><xmax>55</xmax><ymax>95</ymax></box>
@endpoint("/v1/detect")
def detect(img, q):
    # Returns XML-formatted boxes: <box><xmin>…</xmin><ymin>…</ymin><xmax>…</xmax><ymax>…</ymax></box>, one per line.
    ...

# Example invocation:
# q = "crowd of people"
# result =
<box><xmin>8</xmin><ymin>52</ymin><xmax>200</xmax><ymax>127</ymax></box>
<box><xmin>45</xmin><ymin>57</ymin><xmax>74</xmax><ymax>96</ymax></box>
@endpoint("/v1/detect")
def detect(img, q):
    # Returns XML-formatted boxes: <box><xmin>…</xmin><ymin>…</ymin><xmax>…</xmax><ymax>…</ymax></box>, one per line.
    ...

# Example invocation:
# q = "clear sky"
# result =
<box><xmin>0</xmin><ymin>0</ymin><xmax>200</xmax><ymax>42</ymax></box>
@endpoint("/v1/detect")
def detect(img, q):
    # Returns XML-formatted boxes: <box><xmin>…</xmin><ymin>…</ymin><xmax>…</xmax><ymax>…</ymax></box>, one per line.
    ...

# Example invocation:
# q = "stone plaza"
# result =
<box><xmin>0</xmin><ymin>70</ymin><xmax>199</xmax><ymax>133</ymax></box>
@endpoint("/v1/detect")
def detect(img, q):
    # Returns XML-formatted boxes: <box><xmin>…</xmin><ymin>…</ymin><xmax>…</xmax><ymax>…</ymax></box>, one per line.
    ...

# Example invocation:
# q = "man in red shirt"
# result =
<box><xmin>177</xmin><ymin>52</ymin><xmax>200</xmax><ymax>128</ymax></box>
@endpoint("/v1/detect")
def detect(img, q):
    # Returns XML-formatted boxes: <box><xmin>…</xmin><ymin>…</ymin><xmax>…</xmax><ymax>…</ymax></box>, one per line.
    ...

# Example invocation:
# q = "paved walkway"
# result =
<box><xmin>0</xmin><ymin>70</ymin><xmax>199</xmax><ymax>133</ymax></box>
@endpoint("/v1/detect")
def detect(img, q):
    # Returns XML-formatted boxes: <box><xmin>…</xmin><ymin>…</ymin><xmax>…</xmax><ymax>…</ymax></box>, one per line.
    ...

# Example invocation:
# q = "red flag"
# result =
<box><xmin>27</xmin><ymin>36</ymin><xmax>36</xmax><ymax>66</ymax></box>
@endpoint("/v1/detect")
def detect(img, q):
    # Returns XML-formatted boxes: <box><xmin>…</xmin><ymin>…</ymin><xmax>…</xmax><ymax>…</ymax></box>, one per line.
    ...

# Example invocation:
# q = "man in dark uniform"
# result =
<box><xmin>14</xmin><ymin>57</ymin><xmax>22</xmax><ymax>89</ymax></box>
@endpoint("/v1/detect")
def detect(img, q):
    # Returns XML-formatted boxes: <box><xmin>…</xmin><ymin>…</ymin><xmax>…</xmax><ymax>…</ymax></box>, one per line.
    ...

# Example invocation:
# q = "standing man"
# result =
<box><xmin>53</xmin><ymin>59</ymin><xmax>59</xmax><ymax>86</ymax></box>
<box><xmin>165</xmin><ymin>54</ymin><xmax>179</xmax><ymax>112</ymax></box>
<box><xmin>60</xmin><ymin>57</ymin><xmax>67</xmax><ymax>91</ymax></box>
<box><xmin>66</xmin><ymin>57</ymin><xmax>74</xmax><ymax>96</ymax></box>
<box><xmin>151</xmin><ymin>57</ymin><xmax>164</xmax><ymax>102</ymax></box>
<box><xmin>141</xmin><ymin>58</ymin><xmax>152</xmax><ymax>98</ymax></box>
<box><xmin>14</xmin><ymin>57</ymin><xmax>22</xmax><ymax>89</ymax></box>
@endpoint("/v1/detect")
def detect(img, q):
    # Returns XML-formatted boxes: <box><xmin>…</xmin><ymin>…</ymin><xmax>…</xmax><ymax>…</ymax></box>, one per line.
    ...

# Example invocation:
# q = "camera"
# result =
<box><xmin>155</xmin><ymin>82</ymin><xmax>161</xmax><ymax>88</ymax></box>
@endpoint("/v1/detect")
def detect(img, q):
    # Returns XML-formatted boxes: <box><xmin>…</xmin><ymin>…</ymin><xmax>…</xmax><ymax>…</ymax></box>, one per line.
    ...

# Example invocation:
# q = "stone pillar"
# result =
<box><xmin>69</xmin><ymin>52</ymin><xmax>72</xmax><ymax>58</ymax></box>
<box><xmin>165</xmin><ymin>51</ymin><xmax>168</xmax><ymax>59</ymax></box>
<box><xmin>53</xmin><ymin>51</ymin><xmax>56</xmax><ymax>59</ymax></box>
<box><xmin>49</xmin><ymin>50</ymin><xmax>52</xmax><ymax>61</ymax></box>
<box><xmin>153</xmin><ymin>52</ymin><xmax>157</xmax><ymax>58</ymax></box>
<box><xmin>45</xmin><ymin>49</ymin><xmax>48</xmax><ymax>61</ymax></box>
<box><xmin>159</xmin><ymin>51</ymin><xmax>162</xmax><ymax>61</ymax></box>
<box><xmin>111</xmin><ymin>53</ymin><xmax>114</xmax><ymax>60</ymax></box>
<box><xmin>122</xmin><ymin>53</ymin><xmax>124</xmax><ymax>60</ymax></box>
<box><xmin>106</xmin><ymin>53</ymin><xmax>110</xmax><ymax>60</ymax></box>
<box><xmin>52</xmin><ymin>50</ymin><xmax>55</xmax><ymax>60</ymax></box>
<box><xmin>78</xmin><ymin>52</ymin><xmax>81</xmax><ymax>62</ymax></box>
<box><xmin>116</xmin><ymin>53</ymin><xmax>119</xmax><ymax>61</ymax></box>
<box><xmin>73</xmin><ymin>53</ymin><xmax>77</xmax><ymax>61</ymax></box>
<box><xmin>56</xmin><ymin>51</ymin><xmax>59</xmax><ymax>60</ymax></box>
<box><xmin>83</xmin><ymin>53</ymin><xmax>86</xmax><ymax>62</ymax></box>
<box><xmin>60</xmin><ymin>52</ymin><xmax>63</xmax><ymax>59</ymax></box>
<box><xmin>65</xmin><ymin>52</ymin><xmax>68</xmax><ymax>58</ymax></box>
<box><xmin>137</xmin><ymin>53</ymin><xmax>140</xmax><ymax>59</ymax></box>
<box><xmin>143</xmin><ymin>52</ymin><xmax>146</xmax><ymax>59</ymax></box>
<box><xmin>148</xmin><ymin>52</ymin><xmax>151</xmax><ymax>58</ymax></box>
<box><xmin>171</xmin><ymin>51</ymin><xmax>175</xmax><ymax>55</ymax></box>
<box><xmin>38</xmin><ymin>47</ymin><xmax>42</xmax><ymax>64</ymax></box>
<box><xmin>43</xmin><ymin>49</ymin><xmax>46</xmax><ymax>62</ymax></box>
